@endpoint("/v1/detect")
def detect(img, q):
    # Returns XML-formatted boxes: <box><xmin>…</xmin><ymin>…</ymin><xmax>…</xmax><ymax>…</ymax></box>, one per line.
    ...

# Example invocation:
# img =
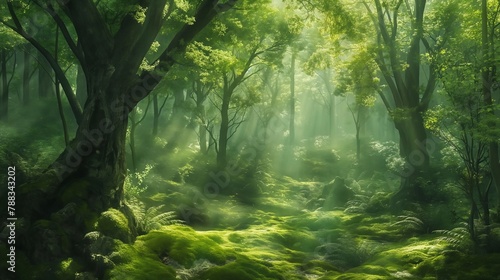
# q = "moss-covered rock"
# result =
<box><xmin>56</xmin><ymin>258</ymin><xmax>85</xmax><ymax>280</ymax></box>
<box><xmin>139</xmin><ymin>225</ymin><xmax>227</xmax><ymax>267</ymax></box>
<box><xmin>96</xmin><ymin>208</ymin><xmax>132</xmax><ymax>243</ymax></box>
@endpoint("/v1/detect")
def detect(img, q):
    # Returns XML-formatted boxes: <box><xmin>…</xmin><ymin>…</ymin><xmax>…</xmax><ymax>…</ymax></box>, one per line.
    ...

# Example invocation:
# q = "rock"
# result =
<box><xmin>83</xmin><ymin>231</ymin><xmax>117</xmax><ymax>256</ymax></box>
<box><xmin>321</xmin><ymin>177</ymin><xmax>355</xmax><ymax>210</ymax></box>
<box><xmin>96</xmin><ymin>208</ymin><xmax>132</xmax><ymax>243</ymax></box>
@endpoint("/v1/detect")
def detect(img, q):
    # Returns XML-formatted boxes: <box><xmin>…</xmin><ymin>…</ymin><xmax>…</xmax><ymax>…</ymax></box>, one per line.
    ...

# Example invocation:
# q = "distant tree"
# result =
<box><xmin>185</xmin><ymin>0</ymin><xmax>294</xmax><ymax>167</ymax></box>
<box><xmin>0</xmin><ymin>23</ymin><xmax>22</xmax><ymax>121</ymax></box>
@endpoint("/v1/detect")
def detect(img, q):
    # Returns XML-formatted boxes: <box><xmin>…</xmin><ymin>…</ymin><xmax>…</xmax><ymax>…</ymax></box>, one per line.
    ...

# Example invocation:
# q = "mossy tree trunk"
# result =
<box><xmin>367</xmin><ymin>0</ymin><xmax>437</xmax><ymax>203</ymax></box>
<box><xmin>7</xmin><ymin>0</ymin><xmax>238</xmax><ymax>266</ymax></box>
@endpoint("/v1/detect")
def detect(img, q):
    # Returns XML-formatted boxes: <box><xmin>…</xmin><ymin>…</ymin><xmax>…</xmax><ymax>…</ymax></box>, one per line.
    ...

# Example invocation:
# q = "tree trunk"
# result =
<box><xmin>481</xmin><ymin>0</ymin><xmax>500</xmax><ymax>219</ymax></box>
<box><xmin>9</xmin><ymin>0</ymin><xmax>237</xmax><ymax>270</ymax></box>
<box><xmin>393</xmin><ymin>112</ymin><xmax>429</xmax><ymax>202</ymax></box>
<box><xmin>23</xmin><ymin>46</ymin><xmax>31</xmax><ymax>105</ymax></box>
<box><xmin>289</xmin><ymin>51</ymin><xmax>296</xmax><ymax>146</ymax></box>
<box><xmin>218</xmin><ymin>86</ymin><xmax>231</xmax><ymax>168</ymax></box>
<box><xmin>129</xmin><ymin>109</ymin><xmax>138</xmax><ymax>173</ymax></box>
<box><xmin>76</xmin><ymin>64</ymin><xmax>87</xmax><ymax>106</ymax></box>
<box><xmin>198</xmin><ymin>101</ymin><xmax>207</xmax><ymax>154</ymax></box>
<box><xmin>152</xmin><ymin>94</ymin><xmax>159</xmax><ymax>136</ymax></box>
<box><xmin>0</xmin><ymin>50</ymin><xmax>8</xmax><ymax>121</ymax></box>
<box><xmin>329</xmin><ymin>94</ymin><xmax>336</xmax><ymax>144</ymax></box>
<box><xmin>193</xmin><ymin>81</ymin><xmax>208</xmax><ymax>153</ymax></box>
<box><xmin>55</xmin><ymin>28</ymin><xmax>69</xmax><ymax>145</ymax></box>
<box><xmin>38</xmin><ymin>51</ymin><xmax>54</xmax><ymax>99</ymax></box>
<box><xmin>371</xmin><ymin>0</ymin><xmax>433</xmax><ymax>203</ymax></box>
<box><xmin>166</xmin><ymin>88</ymin><xmax>188</xmax><ymax>150</ymax></box>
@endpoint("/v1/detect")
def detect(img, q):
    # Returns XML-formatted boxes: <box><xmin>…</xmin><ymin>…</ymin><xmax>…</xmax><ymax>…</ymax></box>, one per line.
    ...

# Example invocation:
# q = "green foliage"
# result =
<box><xmin>124</xmin><ymin>164</ymin><xmax>155</xmax><ymax>197</ymax></box>
<box><xmin>335</xmin><ymin>44</ymin><xmax>379</xmax><ymax>107</ymax></box>
<box><xmin>366</xmin><ymin>141</ymin><xmax>405</xmax><ymax>175</ymax></box>
<box><xmin>316</xmin><ymin>236</ymin><xmax>380</xmax><ymax>271</ymax></box>
<box><xmin>126</xmin><ymin>197</ymin><xmax>183</xmax><ymax>234</ymax></box>
<box><xmin>433</xmin><ymin>224</ymin><xmax>474</xmax><ymax>253</ymax></box>
<box><xmin>140</xmin><ymin>225</ymin><xmax>227</xmax><ymax>267</ymax></box>
<box><xmin>56</xmin><ymin>258</ymin><xmax>84</xmax><ymax>280</ymax></box>
<box><xmin>196</xmin><ymin>255</ymin><xmax>284</xmax><ymax>280</ymax></box>
<box><xmin>344</xmin><ymin>195</ymin><xmax>370</xmax><ymax>214</ymax></box>
<box><xmin>391</xmin><ymin>214</ymin><xmax>425</xmax><ymax>236</ymax></box>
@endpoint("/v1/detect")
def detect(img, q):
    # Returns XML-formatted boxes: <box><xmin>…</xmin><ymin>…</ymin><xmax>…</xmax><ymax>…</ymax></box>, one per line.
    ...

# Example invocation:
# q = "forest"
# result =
<box><xmin>0</xmin><ymin>0</ymin><xmax>500</xmax><ymax>279</ymax></box>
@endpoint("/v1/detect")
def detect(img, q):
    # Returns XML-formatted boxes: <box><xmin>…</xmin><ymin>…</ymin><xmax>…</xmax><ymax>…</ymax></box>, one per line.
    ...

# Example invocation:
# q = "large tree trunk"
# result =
<box><xmin>8</xmin><ymin>0</ymin><xmax>237</xmax><ymax>272</ymax></box>
<box><xmin>370</xmin><ymin>0</ymin><xmax>434</xmax><ymax>204</ymax></box>
<box><xmin>393</xmin><ymin>113</ymin><xmax>429</xmax><ymax>201</ymax></box>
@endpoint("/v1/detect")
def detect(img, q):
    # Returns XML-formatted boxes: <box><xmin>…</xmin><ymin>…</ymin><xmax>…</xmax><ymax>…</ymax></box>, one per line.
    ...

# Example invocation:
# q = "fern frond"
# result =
<box><xmin>433</xmin><ymin>225</ymin><xmax>473</xmax><ymax>253</ymax></box>
<box><xmin>141</xmin><ymin>205</ymin><xmax>183</xmax><ymax>232</ymax></box>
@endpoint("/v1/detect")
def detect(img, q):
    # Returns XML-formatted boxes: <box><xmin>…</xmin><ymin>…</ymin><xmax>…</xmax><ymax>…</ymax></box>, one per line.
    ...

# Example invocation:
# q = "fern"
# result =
<box><xmin>126</xmin><ymin>197</ymin><xmax>183</xmax><ymax>234</ymax></box>
<box><xmin>433</xmin><ymin>223</ymin><xmax>473</xmax><ymax>253</ymax></box>
<box><xmin>391</xmin><ymin>215</ymin><xmax>424</xmax><ymax>235</ymax></box>
<box><xmin>315</xmin><ymin>237</ymin><xmax>380</xmax><ymax>270</ymax></box>
<box><xmin>142</xmin><ymin>205</ymin><xmax>183</xmax><ymax>232</ymax></box>
<box><xmin>344</xmin><ymin>195</ymin><xmax>370</xmax><ymax>214</ymax></box>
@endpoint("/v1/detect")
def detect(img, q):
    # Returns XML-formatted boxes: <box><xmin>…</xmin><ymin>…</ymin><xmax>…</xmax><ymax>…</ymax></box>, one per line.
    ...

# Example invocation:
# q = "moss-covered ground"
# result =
<box><xmin>99</xmin><ymin>174</ymin><xmax>500</xmax><ymax>280</ymax></box>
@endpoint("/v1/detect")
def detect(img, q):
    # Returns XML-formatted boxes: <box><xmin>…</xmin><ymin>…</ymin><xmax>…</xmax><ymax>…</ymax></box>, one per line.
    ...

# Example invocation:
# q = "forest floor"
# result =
<box><xmin>105</xmin><ymin>174</ymin><xmax>500</xmax><ymax>280</ymax></box>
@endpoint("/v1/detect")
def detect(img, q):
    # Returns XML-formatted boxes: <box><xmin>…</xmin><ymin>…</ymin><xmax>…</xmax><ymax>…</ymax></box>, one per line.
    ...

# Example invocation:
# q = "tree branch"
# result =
<box><xmin>3</xmin><ymin>2</ymin><xmax>83</xmax><ymax>123</ymax></box>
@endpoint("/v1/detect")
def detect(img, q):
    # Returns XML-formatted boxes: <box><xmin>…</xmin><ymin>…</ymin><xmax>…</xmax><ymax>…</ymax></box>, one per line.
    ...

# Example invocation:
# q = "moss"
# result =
<box><xmin>97</xmin><ymin>208</ymin><xmax>132</xmax><ymax>243</ymax></box>
<box><xmin>60</xmin><ymin>180</ymin><xmax>90</xmax><ymax>204</ymax></box>
<box><xmin>414</xmin><ymin>251</ymin><xmax>500</xmax><ymax>279</ymax></box>
<box><xmin>285</xmin><ymin>211</ymin><xmax>343</xmax><ymax>230</ymax></box>
<box><xmin>334</xmin><ymin>273</ymin><xmax>388</xmax><ymax>280</ymax></box>
<box><xmin>205</xmin><ymin>233</ymin><xmax>224</xmax><ymax>244</ymax></box>
<box><xmin>301</xmin><ymin>259</ymin><xmax>340</xmax><ymax>275</ymax></box>
<box><xmin>228</xmin><ymin>232</ymin><xmax>245</xmax><ymax>243</ymax></box>
<box><xmin>106</xmin><ymin>256</ymin><xmax>176</xmax><ymax>280</ymax></box>
<box><xmin>198</xmin><ymin>256</ymin><xmax>284</xmax><ymax>280</ymax></box>
<box><xmin>347</xmin><ymin>265</ymin><xmax>390</xmax><ymax>276</ymax></box>
<box><xmin>272</xmin><ymin>229</ymin><xmax>319</xmax><ymax>252</ymax></box>
<box><xmin>56</xmin><ymin>258</ymin><xmax>84</xmax><ymax>280</ymax></box>
<box><xmin>75</xmin><ymin>203</ymin><xmax>99</xmax><ymax>232</ymax></box>
<box><xmin>317</xmin><ymin>271</ymin><xmax>342</xmax><ymax>279</ymax></box>
<box><xmin>139</xmin><ymin>225</ymin><xmax>226</xmax><ymax>267</ymax></box>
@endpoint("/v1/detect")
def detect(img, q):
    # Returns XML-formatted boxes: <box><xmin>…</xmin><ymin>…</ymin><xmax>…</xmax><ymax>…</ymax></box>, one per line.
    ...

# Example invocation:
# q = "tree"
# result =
<box><xmin>185</xmin><ymin>0</ymin><xmax>293</xmax><ymax>167</ymax></box>
<box><xmin>1</xmin><ymin>0</ymin><xmax>238</xmax><ymax>266</ymax></box>
<box><xmin>336</xmin><ymin>45</ymin><xmax>378</xmax><ymax>161</ymax></box>
<box><xmin>481</xmin><ymin>0</ymin><xmax>500</xmax><ymax>220</ymax></box>
<box><xmin>424</xmin><ymin>0</ymin><xmax>500</xmax><ymax>250</ymax></box>
<box><xmin>362</xmin><ymin>0</ymin><xmax>439</xmax><ymax>201</ymax></box>
<box><xmin>0</xmin><ymin>23</ymin><xmax>21</xmax><ymax>121</ymax></box>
